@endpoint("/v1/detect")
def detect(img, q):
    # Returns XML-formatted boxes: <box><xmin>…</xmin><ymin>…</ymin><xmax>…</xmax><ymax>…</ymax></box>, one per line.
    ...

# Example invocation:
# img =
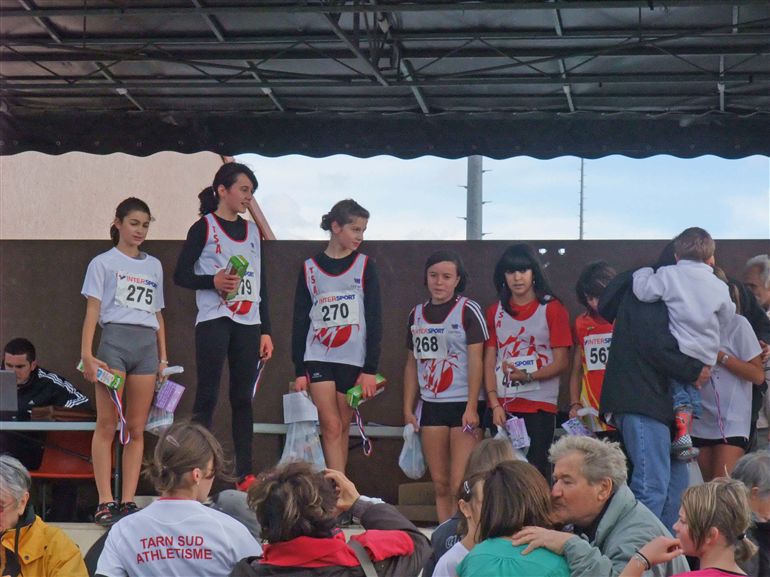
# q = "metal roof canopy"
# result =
<box><xmin>1</xmin><ymin>1</ymin><xmax>769</xmax><ymax>159</ymax></box>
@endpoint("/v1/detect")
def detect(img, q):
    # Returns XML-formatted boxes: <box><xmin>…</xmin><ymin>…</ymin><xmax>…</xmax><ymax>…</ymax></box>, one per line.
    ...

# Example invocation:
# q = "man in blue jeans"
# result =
<box><xmin>598</xmin><ymin>244</ymin><xmax>710</xmax><ymax>532</ymax></box>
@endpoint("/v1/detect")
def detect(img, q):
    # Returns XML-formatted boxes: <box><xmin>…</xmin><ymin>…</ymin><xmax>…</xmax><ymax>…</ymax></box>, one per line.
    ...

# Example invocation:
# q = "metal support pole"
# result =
<box><xmin>467</xmin><ymin>155</ymin><xmax>483</xmax><ymax>240</ymax></box>
<box><xmin>579</xmin><ymin>158</ymin><xmax>585</xmax><ymax>240</ymax></box>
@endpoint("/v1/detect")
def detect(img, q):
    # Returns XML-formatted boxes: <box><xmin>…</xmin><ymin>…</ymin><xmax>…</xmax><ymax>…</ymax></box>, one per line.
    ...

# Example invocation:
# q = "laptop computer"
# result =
<box><xmin>0</xmin><ymin>370</ymin><xmax>19</xmax><ymax>419</ymax></box>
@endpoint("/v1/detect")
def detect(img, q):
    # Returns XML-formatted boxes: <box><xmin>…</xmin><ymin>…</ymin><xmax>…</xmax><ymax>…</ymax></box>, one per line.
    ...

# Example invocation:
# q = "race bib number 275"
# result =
<box><xmin>115</xmin><ymin>271</ymin><xmax>158</xmax><ymax>313</ymax></box>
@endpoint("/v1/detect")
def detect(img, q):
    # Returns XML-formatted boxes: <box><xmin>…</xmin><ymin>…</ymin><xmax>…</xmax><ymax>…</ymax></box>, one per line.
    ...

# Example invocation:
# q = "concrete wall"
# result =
<box><xmin>0</xmin><ymin>151</ymin><xmax>222</xmax><ymax>240</ymax></box>
<box><xmin>2</xmin><ymin>238</ymin><xmax>766</xmax><ymax>503</ymax></box>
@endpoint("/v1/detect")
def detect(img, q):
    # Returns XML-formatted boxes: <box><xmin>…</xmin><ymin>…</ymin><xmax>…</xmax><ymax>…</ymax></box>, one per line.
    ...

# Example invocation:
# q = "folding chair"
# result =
<box><xmin>29</xmin><ymin>431</ymin><xmax>95</xmax><ymax>520</ymax></box>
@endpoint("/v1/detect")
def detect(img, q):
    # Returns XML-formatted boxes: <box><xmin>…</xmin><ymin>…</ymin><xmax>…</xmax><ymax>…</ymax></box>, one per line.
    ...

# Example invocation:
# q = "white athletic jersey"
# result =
<box><xmin>303</xmin><ymin>254</ymin><xmax>367</xmax><ymax>367</ymax></box>
<box><xmin>692</xmin><ymin>314</ymin><xmax>762</xmax><ymax>440</ymax></box>
<box><xmin>193</xmin><ymin>213</ymin><xmax>262</xmax><ymax>326</ymax></box>
<box><xmin>96</xmin><ymin>499</ymin><xmax>261</xmax><ymax>577</ymax></box>
<box><xmin>412</xmin><ymin>297</ymin><xmax>478</xmax><ymax>403</ymax></box>
<box><xmin>492</xmin><ymin>301</ymin><xmax>560</xmax><ymax>406</ymax></box>
<box><xmin>81</xmin><ymin>247</ymin><xmax>164</xmax><ymax>330</ymax></box>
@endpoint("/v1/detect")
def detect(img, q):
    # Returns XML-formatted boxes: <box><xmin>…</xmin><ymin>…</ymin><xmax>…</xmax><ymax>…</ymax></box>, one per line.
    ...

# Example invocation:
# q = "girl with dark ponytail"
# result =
<box><xmin>173</xmin><ymin>162</ymin><xmax>273</xmax><ymax>491</ymax></box>
<box><xmin>81</xmin><ymin>197</ymin><xmax>168</xmax><ymax>526</ymax></box>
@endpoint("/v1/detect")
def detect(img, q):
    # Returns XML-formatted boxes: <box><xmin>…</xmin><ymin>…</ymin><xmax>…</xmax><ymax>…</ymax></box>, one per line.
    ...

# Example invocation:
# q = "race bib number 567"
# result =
<box><xmin>584</xmin><ymin>333</ymin><xmax>612</xmax><ymax>371</ymax></box>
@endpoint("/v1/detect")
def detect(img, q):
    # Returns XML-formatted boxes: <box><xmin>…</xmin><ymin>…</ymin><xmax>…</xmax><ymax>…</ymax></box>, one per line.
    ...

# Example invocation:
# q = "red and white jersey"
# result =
<box><xmin>412</xmin><ymin>296</ymin><xmax>485</xmax><ymax>403</ymax></box>
<box><xmin>492</xmin><ymin>300</ymin><xmax>561</xmax><ymax>409</ymax></box>
<box><xmin>193</xmin><ymin>213</ymin><xmax>261</xmax><ymax>326</ymax></box>
<box><xmin>303</xmin><ymin>253</ymin><xmax>367</xmax><ymax>367</ymax></box>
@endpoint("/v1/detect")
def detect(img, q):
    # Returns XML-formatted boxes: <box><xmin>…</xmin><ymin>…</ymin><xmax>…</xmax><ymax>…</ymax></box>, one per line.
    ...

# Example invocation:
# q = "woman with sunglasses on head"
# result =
<box><xmin>483</xmin><ymin>244</ymin><xmax>572</xmax><ymax>479</ymax></box>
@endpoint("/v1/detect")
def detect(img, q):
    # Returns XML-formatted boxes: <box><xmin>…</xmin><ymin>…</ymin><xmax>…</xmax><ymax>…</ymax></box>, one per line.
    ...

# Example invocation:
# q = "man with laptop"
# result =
<box><xmin>1</xmin><ymin>337</ymin><xmax>91</xmax><ymax>520</ymax></box>
<box><xmin>2</xmin><ymin>337</ymin><xmax>89</xmax><ymax>420</ymax></box>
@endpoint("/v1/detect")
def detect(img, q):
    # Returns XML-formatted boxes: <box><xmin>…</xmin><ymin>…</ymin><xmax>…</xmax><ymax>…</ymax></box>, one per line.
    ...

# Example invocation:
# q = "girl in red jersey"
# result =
<box><xmin>292</xmin><ymin>199</ymin><xmax>382</xmax><ymax>473</ymax></box>
<box><xmin>483</xmin><ymin>244</ymin><xmax>571</xmax><ymax>479</ymax></box>
<box><xmin>568</xmin><ymin>261</ymin><xmax>618</xmax><ymax>441</ymax></box>
<box><xmin>403</xmin><ymin>250</ymin><xmax>488</xmax><ymax>522</ymax></box>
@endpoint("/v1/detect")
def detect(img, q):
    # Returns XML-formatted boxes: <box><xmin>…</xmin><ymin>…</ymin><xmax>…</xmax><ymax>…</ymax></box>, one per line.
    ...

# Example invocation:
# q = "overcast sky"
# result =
<box><xmin>237</xmin><ymin>153</ymin><xmax>769</xmax><ymax>241</ymax></box>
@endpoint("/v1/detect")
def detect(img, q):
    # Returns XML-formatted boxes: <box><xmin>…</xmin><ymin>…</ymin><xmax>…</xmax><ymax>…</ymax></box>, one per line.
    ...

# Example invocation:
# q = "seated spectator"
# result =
<box><xmin>620</xmin><ymin>478</ymin><xmax>757</xmax><ymax>577</ymax></box>
<box><xmin>1</xmin><ymin>337</ymin><xmax>91</xmax><ymax>520</ymax></box>
<box><xmin>732</xmin><ymin>452</ymin><xmax>770</xmax><ymax>577</ymax></box>
<box><xmin>424</xmin><ymin>438</ymin><xmax>515</xmax><ymax>577</ymax></box>
<box><xmin>0</xmin><ymin>454</ymin><xmax>88</xmax><ymax>577</ymax></box>
<box><xmin>231</xmin><ymin>462</ymin><xmax>430</xmax><ymax>577</ymax></box>
<box><xmin>457</xmin><ymin>460</ymin><xmax>569</xmax><ymax>577</ymax></box>
<box><xmin>512</xmin><ymin>436</ymin><xmax>689</xmax><ymax>577</ymax></box>
<box><xmin>95</xmin><ymin>422</ymin><xmax>260</xmax><ymax>577</ymax></box>
<box><xmin>3</xmin><ymin>337</ymin><xmax>90</xmax><ymax>421</ymax></box>
<box><xmin>432</xmin><ymin>470</ymin><xmax>485</xmax><ymax>577</ymax></box>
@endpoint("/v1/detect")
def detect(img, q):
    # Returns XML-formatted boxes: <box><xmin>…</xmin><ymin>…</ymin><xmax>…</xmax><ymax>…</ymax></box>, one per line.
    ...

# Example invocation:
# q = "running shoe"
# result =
<box><xmin>94</xmin><ymin>501</ymin><xmax>121</xmax><ymax>527</ymax></box>
<box><xmin>119</xmin><ymin>501</ymin><xmax>141</xmax><ymax>517</ymax></box>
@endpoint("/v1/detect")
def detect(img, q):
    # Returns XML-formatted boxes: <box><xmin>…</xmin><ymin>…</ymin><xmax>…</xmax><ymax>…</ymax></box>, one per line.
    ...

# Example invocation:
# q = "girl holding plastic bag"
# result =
<box><xmin>483</xmin><ymin>244</ymin><xmax>571</xmax><ymax>481</ymax></box>
<box><xmin>403</xmin><ymin>250</ymin><xmax>488</xmax><ymax>522</ymax></box>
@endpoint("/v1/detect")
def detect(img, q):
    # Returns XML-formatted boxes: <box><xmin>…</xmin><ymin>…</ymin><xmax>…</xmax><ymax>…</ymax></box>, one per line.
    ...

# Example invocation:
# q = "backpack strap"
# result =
<box><xmin>348</xmin><ymin>539</ymin><xmax>377</xmax><ymax>577</ymax></box>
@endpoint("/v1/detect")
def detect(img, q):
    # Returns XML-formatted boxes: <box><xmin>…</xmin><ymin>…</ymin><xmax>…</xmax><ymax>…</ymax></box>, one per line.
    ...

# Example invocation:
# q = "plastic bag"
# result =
<box><xmin>145</xmin><ymin>405</ymin><xmax>174</xmax><ymax>435</ymax></box>
<box><xmin>494</xmin><ymin>425</ymin><xmax>529</xmax><ymax>461</ymax></box>
<box><xmin>398</xmin><ymin>424</ymin><xmax>426</xmax><ymax>480</ymax></box>
<box><xmin>688</xmin><ymin>460</ymin><xmax>704</xmax><ymax>487</ymax></box>
<box><xmin>279</xmin><ymin>421</ymin><xmax>326</xmax><ymax>471</ymax></box>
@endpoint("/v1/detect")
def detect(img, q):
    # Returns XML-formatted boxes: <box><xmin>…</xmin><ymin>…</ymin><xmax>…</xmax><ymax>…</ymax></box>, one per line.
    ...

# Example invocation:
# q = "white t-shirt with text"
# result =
<box><xmin>96</xmin><ymin>499</ymin><xmax>261</xmax><ymax>577</ymax></box>
<box><xmin>82</xmin><ymin>247</ymin><xmax>164</xmax><ymax>330</ymax></box>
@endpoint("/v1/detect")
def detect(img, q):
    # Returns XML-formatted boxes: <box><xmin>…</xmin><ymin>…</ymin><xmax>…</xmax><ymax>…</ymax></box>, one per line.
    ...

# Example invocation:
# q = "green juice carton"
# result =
<box><xmin>77</xmin><ymin>360</ymin><xmax>124</xmax><ymax>390</ymax></box>
<box><xmin>223</xmin><ymin>255</ymin><xmax>249</xmax><ymax>300</ymax></box>
<box><xmin>346</xmin><ymin>373</ymin><xmax>387</xmax><ymax>409</ymax></box>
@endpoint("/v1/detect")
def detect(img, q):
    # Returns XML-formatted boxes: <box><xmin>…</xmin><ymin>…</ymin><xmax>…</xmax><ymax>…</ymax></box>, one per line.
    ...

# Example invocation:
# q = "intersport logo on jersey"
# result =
<box><xmin>317</xmin><ymin>294</ymin><xmax>356</xmax><ymax>304</ymax></box>
<box><xmin>119</xmin><ymin>273</ymin><xmax>158</xmax><ymax>289</ymax></box>
<box><xmin>412</xmin><ymin>327</ymin><xmax>446</xmax><ymax>336</ymax></box>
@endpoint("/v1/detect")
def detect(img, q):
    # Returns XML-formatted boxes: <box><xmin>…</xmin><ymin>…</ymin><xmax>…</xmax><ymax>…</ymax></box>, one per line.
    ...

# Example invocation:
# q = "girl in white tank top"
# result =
<box><xmin>292</xmin><ymin>199</ymin><xmax>381</xmax><ymax>474</ymax></box>
<box><xmin>483</xmin><ymin>244</ymin><xmax>572</xmax><ymax>479</ymax></box>
<box><xmin>403</xmin><ymin>250</ymin><xmax>488</xmax><ymax>522</ymax></box>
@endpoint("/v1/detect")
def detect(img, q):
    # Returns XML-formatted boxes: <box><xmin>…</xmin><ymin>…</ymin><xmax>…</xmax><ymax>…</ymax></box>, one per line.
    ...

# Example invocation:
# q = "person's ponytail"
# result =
<box><xmin>734</xmin><ymin>534</ymin><xmax>758</xmax><ymax>564</ymax></box>
<box><xmin>198</xmin><ymin>186</ymin><xmax>219</xmax><ymax>216</ymax></box>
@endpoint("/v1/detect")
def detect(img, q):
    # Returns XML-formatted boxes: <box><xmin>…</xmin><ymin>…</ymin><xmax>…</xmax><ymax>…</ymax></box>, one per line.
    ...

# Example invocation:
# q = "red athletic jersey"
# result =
<box><xmin>573</xmin><ymin>312</ymin><xmax>614</xmax><ymax>431</ymax></box>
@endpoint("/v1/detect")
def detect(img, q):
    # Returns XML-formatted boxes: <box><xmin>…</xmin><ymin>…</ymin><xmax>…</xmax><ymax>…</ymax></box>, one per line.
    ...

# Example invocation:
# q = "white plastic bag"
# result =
<box><xmin>145</xmin><ymin>405</ymin><xmax>174</xmax><ymax>435</ymax></box>
<box><xmin>398</xmin><ymin>424</ymin><xmax>426</xmax><ymax>480</ymax></box>
<box><xmin>279</xmin><ymin>421</ymin><xmax>326</xmax><ymax>470</ymax></box>
<box><xmin>494</xmin><ymin>426</ymin><xmax>529</xmax><ymax>462</ymax></box>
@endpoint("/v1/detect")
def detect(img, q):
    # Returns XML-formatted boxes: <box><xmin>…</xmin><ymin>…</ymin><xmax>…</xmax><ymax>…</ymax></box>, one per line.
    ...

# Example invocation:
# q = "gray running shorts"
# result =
<box><xmin>97</xmin><ymin>323</ymin><xmax>158</xmax><ymax>375</ymax></box>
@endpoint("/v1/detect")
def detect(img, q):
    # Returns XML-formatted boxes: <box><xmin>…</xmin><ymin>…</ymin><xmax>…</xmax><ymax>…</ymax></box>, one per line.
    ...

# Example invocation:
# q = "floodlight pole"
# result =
<box><xmin>467</xmin><ymin>155</ymin><xmax>483</xmax><ymax>240</ymax></box>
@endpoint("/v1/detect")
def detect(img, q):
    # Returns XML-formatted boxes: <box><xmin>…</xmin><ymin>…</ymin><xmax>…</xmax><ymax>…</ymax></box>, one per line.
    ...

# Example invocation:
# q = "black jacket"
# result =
<box><xmin>16</xmin><ymin>367</ymin><xmax>90</xmax><ymax>419</ymax></box>
<box><xmin>599</xmin><ymin>270</ymin><xmax>704</xmax><ymax>426</ymax></box>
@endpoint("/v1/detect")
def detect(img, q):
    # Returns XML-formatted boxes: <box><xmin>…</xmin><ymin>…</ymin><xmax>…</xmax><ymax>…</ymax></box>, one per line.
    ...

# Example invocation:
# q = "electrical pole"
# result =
<box><xmin>467</xmin><ymin>155</ymin><xmax>483</xmax><ymax>240</ymax></box>
<box><xmin>579</xmin><ymin>158</ymin><xmax>585</xmax><ymax>240</ymax></box>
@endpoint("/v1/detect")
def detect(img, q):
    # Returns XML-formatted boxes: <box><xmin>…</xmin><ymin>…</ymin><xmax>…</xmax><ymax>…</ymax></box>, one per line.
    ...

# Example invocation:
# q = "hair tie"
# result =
<box><xmin>737</xmin><ymin>533</ymin><xmax>746</xmax><ymax>540</ymax></box>
<box><xmin>212</xmin><ymin>187</ymin><xmax>217</xmax><ymax>197</ymax></box>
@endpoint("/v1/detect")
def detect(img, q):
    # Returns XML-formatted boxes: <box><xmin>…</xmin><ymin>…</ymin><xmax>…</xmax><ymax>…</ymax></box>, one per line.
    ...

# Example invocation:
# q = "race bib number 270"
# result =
<box><xmin>311</xmin><ymin>291</ymin><xmax>360</xmax><ymax>329</ymax></box>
